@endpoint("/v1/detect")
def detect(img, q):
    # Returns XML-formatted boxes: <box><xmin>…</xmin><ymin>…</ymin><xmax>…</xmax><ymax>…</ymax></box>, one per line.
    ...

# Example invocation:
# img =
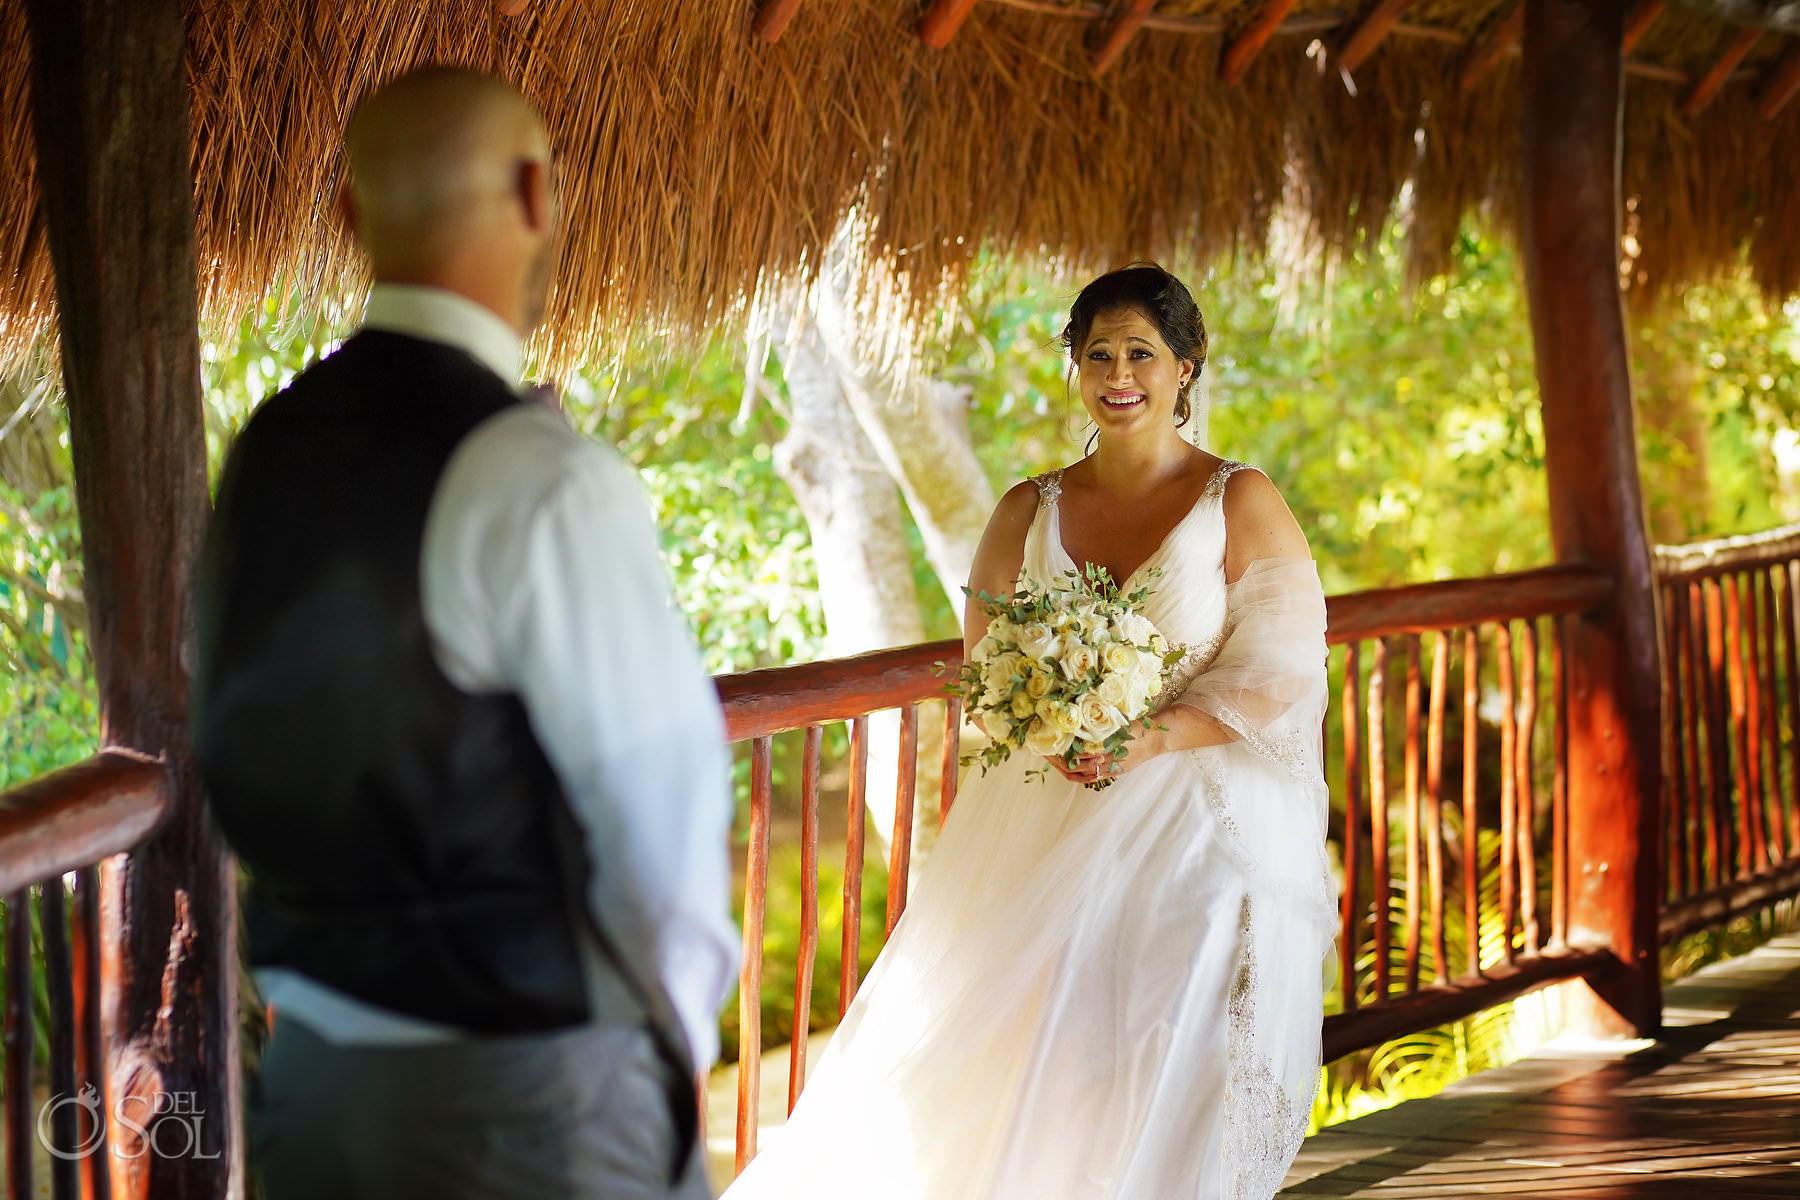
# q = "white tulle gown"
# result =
<box><xmin>723</xmin><ymin>461</ymin><xmax>1336</xmax><ymax>1200</ymax></box>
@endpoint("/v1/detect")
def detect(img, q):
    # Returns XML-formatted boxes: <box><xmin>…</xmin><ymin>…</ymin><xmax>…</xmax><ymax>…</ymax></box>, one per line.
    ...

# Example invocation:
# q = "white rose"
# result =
<box><xmin>971</xmin><ymin>635</ymin><xmax>1001</xmax><ymax>664</ymax></box>
<box><xmin>1016</xmin><ymin>622</ymin><xmax>1062</xmax><ymax>661</ymax></box>
<box><xmin>1117</xmin><ymin>611</ymin><xmax>1158</xmax><ymax>645</ymax></box>
<box><xmin>988</xmin><ymin>652</ymin><xmax>1026</xmax><ymax>687</ymax></box>
<box><xmin>1024</xmin><ymin>668</ymin><xmax>1054</xmax><ymax>699</ymax></box>
<box><xmin>1077</xmin><ymin>694</ymin><xmax>1127</xmax><ymax>743</ymax></box>
<box><xmin>1024</xmin><ymin>718</ymin><xmax>1074</xmax><ymax>759</ymax></box>
<box><xmin>1130</xmin><ymin>656</ymin><xmax>1165</xmax><ymax>707</ymax></box>
<box><xmin>1049</xmin><ymin>608</ymin><xmax>1079</xmax><ymax>633</ymax></box>
<box><xmin>1036</xmin><ymin>699</ymin><xmax>1082</xmax><ymax>735</ymax></box>
<box><xmin>1101</xmin><ymin>642</ymin><xmax>1138</xmax><ymax>676</ymax></box>
<box><xmin>979</xmin><ymin>709</ymin><xmax>1014</xmax><ymax>742</ymax></box>
<box><xmin>1056</xmin><ymin>641</ymin><xmax>1099</xmax><ymax>682</ymax></box>
<box><xmin>989</xmin><ymin>616</ymin><xmax>1021</xmax><ymax>645</ymax></box>
<box><xmin>1095</xmin><ymin>672</ymin><xmax>1131</xmax><ymax>708</ymax></box>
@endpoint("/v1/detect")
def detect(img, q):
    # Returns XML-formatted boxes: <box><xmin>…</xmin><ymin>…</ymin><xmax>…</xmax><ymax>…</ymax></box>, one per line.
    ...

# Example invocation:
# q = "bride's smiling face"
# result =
<box><xmin>1075</xmin><ymin>306</ymin><xmax>1194</xmax><ymax>437</ymax></box>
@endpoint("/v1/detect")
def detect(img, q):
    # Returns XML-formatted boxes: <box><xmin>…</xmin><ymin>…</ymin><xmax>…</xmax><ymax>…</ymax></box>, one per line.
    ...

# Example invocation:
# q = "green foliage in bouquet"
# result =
<box><xmin>951</xmin><ymin>565</ymin><xmax>1186</xmax><ymax>789</ymax></box>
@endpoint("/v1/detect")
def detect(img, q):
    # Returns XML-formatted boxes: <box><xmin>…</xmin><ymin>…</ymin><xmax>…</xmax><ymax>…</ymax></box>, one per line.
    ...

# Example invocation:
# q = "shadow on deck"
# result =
<box><xmin>1283</xmin><ymin>933</ymin><xmax>1800</xmax><ymax>1198</ymax></box>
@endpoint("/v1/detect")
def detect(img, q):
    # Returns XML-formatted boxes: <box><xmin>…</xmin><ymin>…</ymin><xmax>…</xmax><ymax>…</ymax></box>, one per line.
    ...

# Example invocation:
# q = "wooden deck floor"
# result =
<box><xmin>1282</xmin><ymin>932</ymin><xmax>1800</xmax><ymax>1199</ymax></box>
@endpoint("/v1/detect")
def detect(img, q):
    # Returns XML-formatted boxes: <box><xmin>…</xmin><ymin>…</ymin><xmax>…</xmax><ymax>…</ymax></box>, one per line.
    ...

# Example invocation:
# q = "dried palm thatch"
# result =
<box><xmin>1</xmin><ymin>0</ymin><xmax>1796</xmax><ymax>373</ymax></box>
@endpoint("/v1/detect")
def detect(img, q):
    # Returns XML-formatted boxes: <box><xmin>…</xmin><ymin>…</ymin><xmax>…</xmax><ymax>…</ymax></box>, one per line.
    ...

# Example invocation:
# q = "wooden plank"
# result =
<box><xmin>1683</xmin><ymin>26</ymin><xmax>1763</xmax><ymax>117</ymax></box>
<box><xmin>1757</xmin><ymin>43</ymin><xmax>1800</xmax><ymax>120</ymax></box>
<box><xmin>752</xmin><ymin>0</ymin><xmax>805</xmax><ymax>42</ymax></box>
<box><xmin>1322</xmin><ymin>949</ymin><xmax>1610</xmax><ymax>1061</ymax></box>
<box><xmin>1338</xmin><ymin>0</ymin><xmax>1422</xmax><ymax>74</ymax></box>
<box><xmin>1655</xmin><ymin>519</ymin><xmax>1800</xmax><ymax>580</ymax></box>
<box><xmin>735</xmin><ymin>737</ymin><xmax>773</xmax><ymax>1172</ymax></box>
<box><xmin>1520</xmin><ymin>0</ymin><xmax>1663</xmax><ymax>1039</ymax></box>
<box><xmin>919</xmin><ymin>0</ymin><xmax>982</xmax><ymax>47</ymax></box>
<box><xmin>1621</xmin><ymin>0</ymin><xmax>1665</xmax><ymax>51</ymax></box>
<box><xmin>840</xmin><ymin>716</ymin><xmax>868</xmax><ymax>1018</ymax></box>
<box><xmin>1220</xmin><ymin>0</ymin><xmax>1301</xmax><ymax>82</ymax></box>
<box><xmin>715</xmin><ymin>566</ymin><xmax>1614</xmax><ymax>741</ymax></box>
<box><xmin>1091</xmin><ymin>0</ymin><xmax>1158</xmax><ymax>74</ymax></box>
<box><xmin>21</xmin><ymin>0</ymin><xmax>235</xmax><ymax>1191</ymax></box>
<box><xmin>1459</xmin><ymin>2</ymin><xmax>1525</xmax><ymax>90</ymax></box>
<box><xmin>0</xmin><ymin>752</ymin><xmax>167</xmax><ymax>895</ymax></box>
<box><xmin>886</xmin><ymin>704</ymin><xmax>919</xmax><ymax>934</ymax></box>
<box><xmin>787</xmin><ymin>725</ymin><xmax>822</xmax><ymax>1114</ymax></box>
<box><xmin>1659</xmin><ymin>856</ymin><xmax>1800</xmax><ymax>943</ymax></box>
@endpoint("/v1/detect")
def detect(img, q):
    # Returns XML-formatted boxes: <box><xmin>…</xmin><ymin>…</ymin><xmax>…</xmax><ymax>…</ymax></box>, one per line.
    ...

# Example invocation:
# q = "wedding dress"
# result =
<box><xmin>722</xmin><ymin>460</ymin><xmax>1335</xmax><ymax>1200</ymax></box>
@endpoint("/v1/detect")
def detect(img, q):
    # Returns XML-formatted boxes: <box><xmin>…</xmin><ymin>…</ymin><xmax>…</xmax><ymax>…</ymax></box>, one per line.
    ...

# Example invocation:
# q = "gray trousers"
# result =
<box><xmin>250</xmin><ymin>1017</ymin><xmax>711</xmax><ymax>1200</ymax></box>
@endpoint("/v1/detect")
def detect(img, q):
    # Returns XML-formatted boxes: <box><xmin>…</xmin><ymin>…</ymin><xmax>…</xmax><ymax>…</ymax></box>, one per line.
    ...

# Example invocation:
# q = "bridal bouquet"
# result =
<box><xmin>954</xmin><ymin>566</ymin><xmax>1181</xmax><ymax>790</ymax></box>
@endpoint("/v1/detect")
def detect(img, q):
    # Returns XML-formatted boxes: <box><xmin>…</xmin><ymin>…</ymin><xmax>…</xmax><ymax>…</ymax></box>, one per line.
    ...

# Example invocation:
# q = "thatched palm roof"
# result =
<box><xmin>2</xmin><ymin>0</ymin><xmax>1797</xmax><ymax>372</ymax></box>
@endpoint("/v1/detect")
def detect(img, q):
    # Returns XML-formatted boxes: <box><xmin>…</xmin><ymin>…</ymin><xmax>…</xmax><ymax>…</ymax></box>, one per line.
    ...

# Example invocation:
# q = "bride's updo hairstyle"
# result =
<box><xmin>1058</xmin><ymin>263</ymin><xmax>1209</xmax><ymax>428</ymax></box>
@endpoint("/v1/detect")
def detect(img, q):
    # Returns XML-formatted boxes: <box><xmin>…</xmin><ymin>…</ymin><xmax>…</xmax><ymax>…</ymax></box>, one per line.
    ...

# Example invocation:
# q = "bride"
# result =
<box><xmin>723</xmin><ymin>264</ymin><xmax>1335</xmax><ymax>1200</ymax></box>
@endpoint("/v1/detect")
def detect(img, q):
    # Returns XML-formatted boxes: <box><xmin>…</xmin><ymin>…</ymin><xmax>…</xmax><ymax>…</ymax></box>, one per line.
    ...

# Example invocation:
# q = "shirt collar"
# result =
<box><xmin>361</xmin><ymin>284</ymin><xmax>523</xmax><ymax>386</ymax></box>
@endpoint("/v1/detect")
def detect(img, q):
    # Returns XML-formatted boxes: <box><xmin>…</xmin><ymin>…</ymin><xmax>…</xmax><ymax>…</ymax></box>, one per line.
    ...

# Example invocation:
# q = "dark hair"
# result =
<box><xmin>1058</xmin><ymin>263</ymin><xmax>1208</xmax><ymax>428</ymax></box>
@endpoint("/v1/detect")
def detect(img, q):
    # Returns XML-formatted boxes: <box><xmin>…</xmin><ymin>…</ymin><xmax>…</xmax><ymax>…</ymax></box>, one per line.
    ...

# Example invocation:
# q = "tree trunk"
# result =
<box><xmin>769</xmin><ymin>306</ymin><xmax>942</xmax><ymax>860</ymax></box>
<box><xmin>809</xmin><ymin>269</ymin><xmax>997</xmax><ymax>614</ymax></box>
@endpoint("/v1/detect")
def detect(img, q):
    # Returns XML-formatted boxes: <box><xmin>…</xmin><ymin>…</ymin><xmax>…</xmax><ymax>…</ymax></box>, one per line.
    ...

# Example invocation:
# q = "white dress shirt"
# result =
<box><xmin>257</xmin><ymin>284</ymin><xmax>738</xmax><ymax>1068</ymax></box>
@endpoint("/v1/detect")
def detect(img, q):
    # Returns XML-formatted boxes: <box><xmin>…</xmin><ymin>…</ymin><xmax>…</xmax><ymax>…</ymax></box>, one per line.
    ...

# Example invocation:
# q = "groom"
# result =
<box><xmin>192</xmin><ymin>68</ymin><xmax>733</xmax><ymax>1198</ymax></box>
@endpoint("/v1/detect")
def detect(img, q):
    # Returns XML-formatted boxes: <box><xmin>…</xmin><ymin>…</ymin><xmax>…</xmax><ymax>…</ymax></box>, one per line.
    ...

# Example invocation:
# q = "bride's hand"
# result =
<box><xmin>1053</xmin><ymin>720</ymin><xmax>1168</xmax><ymax>786</ymax></box>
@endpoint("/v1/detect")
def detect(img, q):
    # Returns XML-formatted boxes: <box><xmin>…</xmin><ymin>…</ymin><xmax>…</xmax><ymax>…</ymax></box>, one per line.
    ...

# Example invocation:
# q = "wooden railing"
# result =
<box><xmin>0</xmin><ymin>751</ymin><xmax>169</xmax><ymax>1198</ymax></box>
<box><xmin>714</xmin><ymin>562</ymin><xmax>1623</xmax><ymax>1173</ymax></box>
<box><xmin>1654</xmin><ymin>522</ymin><xmax>1800</xmax><ymax>946</ymax></box>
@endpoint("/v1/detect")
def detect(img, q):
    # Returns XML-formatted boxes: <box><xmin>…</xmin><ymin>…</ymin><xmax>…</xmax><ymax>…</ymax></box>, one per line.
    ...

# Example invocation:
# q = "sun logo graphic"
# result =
<box><xmin>37</xmin><ymin>1082</ymin><xmax>107</xmax><ymax>1160</ymax></box>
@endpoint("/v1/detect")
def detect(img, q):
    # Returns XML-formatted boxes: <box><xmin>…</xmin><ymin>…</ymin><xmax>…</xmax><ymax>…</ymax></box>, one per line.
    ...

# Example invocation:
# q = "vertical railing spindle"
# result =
<box><xmin>1463</xmin><ymin>628</ymin><xmax>1481</xmax><ymax>974</ymax></box>
<box><xmin>1369</xmin><ymin>639</ymin><xmax>1390</xmax><ymax>1001</ymax></box>
<box><xmin>1497</xmin><ymin>621</ymin><xmax>1518</xmax><ymax>964</ymax></box>
<box><xmin>1663</xmin><ymin>583</ymin><xmax>1692</xmax><ymax>901</ymax></box>
<box><xmin>736</xmin><ymin>736</ymin><xmax>774</xmax><ymax>1172</ymax></box>
<box><xmin>1551</xmin><ymin>616</ymin><xmax>1569</xmax><ymax>947</ymax></box>
<box><xmin>1723</xmin><ymin>574</ymin><xmax>1754</xmax><ymax>878</ymax></box>
<box><xmin>1676</xmin><ymin>583</ymin><xmax>1705</xmax><ymax>897</ymax></box>
<box><xmin>789</xmin><ymin>725</ymin><xmax>823</xmax><ymax>1113</ymax></box>
<box><xmin>5</xmin><ymin>887</ymin><xmax>33</xmax><ymax>1200</ymax></box>
<box><xmin>886</xmin><ymin>704</ymin><xmax>919</xmax><ymax>935</ymax></box>
<box><xmin>1756</xmin><ymin>568</ymin><xmax>1785</xmax><ymax>863</ymax></box>
<box><xmin>72</xmin><ymin>866</ymin><xmax>110</xmax><ymax>1200</ymax></box>
<box><xmin>841</xmin><ymin>716</ymin><xmax>869</xmax><ymax>1017</ymax></box>
<box><xmin>1703</xmin><ymin>579</ymin><xmax>1734</xmax><ymax>886</ymax></box>
<box><xmin>41</xmin><ymin>876</ymin><xmax>77</xmax><ymax>1198</ymax></box>
<box><xmin>1517</xmin><ymin>620</ymin><xmax>1540</xmax><ymax>954</ymax></box>
<box><xmin>1426</xmin><ymin>631</ymin><xmax>1449</xmax><ymax>983</ymax></box>
<box><xmin>1741</xmin><ymin>572</ymin><xmax>1769</xmax><ymax>869</ymax></box>
<box><xmin>1782</xmin><ymin>563</ymin><xmax>1800</xmax><ymax>855</ymax></box>
<box><xmin>1340</xmin><ymin>643</ymin><xmax>1362</xmax><ymax>1011</ymax></box>
<box><xmin>1403</xmin><ymin>635</ymin><xmax>1423</xmax><ymax>994</ymax></box>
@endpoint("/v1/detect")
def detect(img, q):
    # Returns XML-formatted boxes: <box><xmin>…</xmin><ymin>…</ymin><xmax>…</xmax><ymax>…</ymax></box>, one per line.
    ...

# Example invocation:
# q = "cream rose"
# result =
<box><xmin>1016</xmin><ymin>622</ymin><xmax>1062</xmax><ymax>660</ymax></box>
<box><xmin>1010</xmin><ymin>690</ymin><xmax>1036</xmax><ymax>720</ymax></box>
<box><xmin>1056</xmin><ymin>641</ymin><xmax>1099</xmax><ymax>682</ymax></box>
<box><xmin>988</xmin><ymin>651</ymin><xmax>1025</xmax><ymax>686</ymax></box>
<box><xmin>1076</xmin><ymin>694</ymin><xmax>1127</xmax><ymax>743</ymax></box>
<box><xmin>1024</xmin><ymin>668</ymin><xmax>1054</xmax><ymax>699</ymax></box>
<box><xmin>971</xmin><ymin>634</ymin><xmax>1001</xmax><ymax>665</ymax></box>
<box><xmin>980</xmin><ymin>709</ymin><xmax>1014</xmax><ymax>742</ymax></box>
<box><xmin>1094</xmin><ymin>672</ymin><xmax>1131</xmax><ymax>709</ymax></box>
<box><xmin>989</xmin><ymin>616</ymin><xmax>1021</xmax><ymax>645</ymax></box>
<box><xmin>1024</xmin><ymin>718</ymin><xmax>1074</xmax><ymax>759</ymax></box>
<box><xmin>1036</xmin><ymin>699</ymin><xmax>1082</xmax><ymax>735</ymax></box>
<box><xmin>1101</xmin><ymin>642</ymin><xmax>1138</xmax><ymax>676</ymax></box>
<box><xmin>1116</xmin><ymin>611</ymin><xmax>1158</xmax><ymax>646</ymax></box>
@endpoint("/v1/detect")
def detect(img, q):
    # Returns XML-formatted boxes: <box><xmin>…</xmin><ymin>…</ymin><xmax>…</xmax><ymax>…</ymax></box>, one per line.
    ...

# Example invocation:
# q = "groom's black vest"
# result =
<box><xmin>192</xmin><ymin>331</ymin><xmax>597</xmax><ymax>1034</ymax></box>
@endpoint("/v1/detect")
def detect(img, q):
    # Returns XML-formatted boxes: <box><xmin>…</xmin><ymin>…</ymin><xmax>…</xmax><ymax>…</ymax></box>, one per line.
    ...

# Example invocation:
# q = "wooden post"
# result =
<box><xmin>23</xmin><ymin>0</ymin><xmax>237</xmax><ymax>1194</ymax></box>
<box><xmin>1519</xmin><ymin>0</ymin><xmax>1662</xmax><ymax>1039</ymax></box>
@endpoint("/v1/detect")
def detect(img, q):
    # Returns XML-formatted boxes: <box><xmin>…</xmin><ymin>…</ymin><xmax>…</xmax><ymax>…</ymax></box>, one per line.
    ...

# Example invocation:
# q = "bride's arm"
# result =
<box><xmin>1069</xmin><ymin>470</ymin><xmax>1317</xmax><ymax>783</ymax></box>
<box><xmin>961</xmin><ymin>481</ymin><xmax>1042</xmax><ymax>661</ymax></box>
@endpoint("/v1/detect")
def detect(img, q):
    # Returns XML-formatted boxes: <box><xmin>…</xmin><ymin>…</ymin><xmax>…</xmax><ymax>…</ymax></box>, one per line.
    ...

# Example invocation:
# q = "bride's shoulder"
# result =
<box><xmin>1219</xmin><ymin>463</ymin><xmax>1309</xmax><ymax>569</ymax></box>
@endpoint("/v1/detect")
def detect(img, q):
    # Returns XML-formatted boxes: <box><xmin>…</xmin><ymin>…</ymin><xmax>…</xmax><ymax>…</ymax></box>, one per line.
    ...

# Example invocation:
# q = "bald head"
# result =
<box><xmin>342</xmin><ymin>68</ymin><xmax>556</xmax><ymax>332</ymax></box>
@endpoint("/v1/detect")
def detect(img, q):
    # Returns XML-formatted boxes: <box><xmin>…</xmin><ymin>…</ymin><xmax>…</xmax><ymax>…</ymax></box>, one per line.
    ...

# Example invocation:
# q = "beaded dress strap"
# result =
<box><xmin>1202</xmin><ymin>460</ymin><xmax>1253</xmax><ymax>503</ymax></box>
<box><xmin>1033</xmin><ymin>469</ymin><xmax>1065</xmax><ymax>508</ymax></box>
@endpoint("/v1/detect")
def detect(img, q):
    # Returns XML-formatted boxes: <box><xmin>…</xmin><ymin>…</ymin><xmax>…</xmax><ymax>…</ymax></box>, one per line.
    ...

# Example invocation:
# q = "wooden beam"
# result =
<box><xmin>1755</xmin><ymin>41</ymin><xmax>1800</xmax><ymax>119</ymax></box>
<box><xmin>1220</xmin><ymin>0</ymin><xmax>1302</xmax><ymax>83</ymax></box>
<box><xmin>22</xmin><ymin>0</ymin><xmax>236</xmax><ymax>1193</ymax></box>
<box><xmin>1338</xmin><ymin>0</ymin><xmax>1422</xmax><ymax>74</ymax></box>
<box><xmin>753</xmin><ymin>0</ymin><xmax>805</xmax><ymax>42</ymax></box>
<box><xmin>1683</xmin><ymin>26</ymin><xmax>1762</xmax><ymax>117</ymax></box>
<box><xmin>919</xmin><ymin>0</ymin><xmax>982</xmax><ymax>47</ymax></box>
<box><xmin>1621</xmin><ymin>0</ymin><xmax>1663</xmax><ymax>51</ymax></box>
<box><xmin>1458</xmin><ymin>2</ymin><xmax>1524</xmax><ymax>90</ymax></box>
<box><xmin>1091</xmin><ymin>0</ymin><xmax>1158</xmax><ymax>73</ymax></box>
<box><xmin>1520</xmin><ymin>0</ymin><xmax>1663</xmax><ymax>1040</ymax></box>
